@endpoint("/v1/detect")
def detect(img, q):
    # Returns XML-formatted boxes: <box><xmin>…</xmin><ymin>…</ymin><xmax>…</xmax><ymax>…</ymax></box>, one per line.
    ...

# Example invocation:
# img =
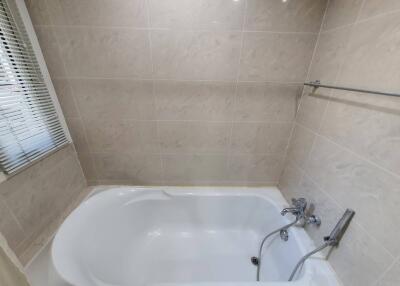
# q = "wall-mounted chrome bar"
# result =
<box><xmin>304</xmin><ymin>81</ymin><xmax>400</xmax><ymax>98</ymax></box>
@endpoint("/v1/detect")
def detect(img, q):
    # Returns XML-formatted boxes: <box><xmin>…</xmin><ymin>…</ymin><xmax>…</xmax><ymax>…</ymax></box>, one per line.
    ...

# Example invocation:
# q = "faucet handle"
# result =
<box><xmin>306</xmin><ymin>214</ymin><xmax>321</xmax><ymax>226</ymax></box>
<box><xmin>291</xmin><ymin>198</ymin><xmax>307</xmax><ymax>210</ymax></box>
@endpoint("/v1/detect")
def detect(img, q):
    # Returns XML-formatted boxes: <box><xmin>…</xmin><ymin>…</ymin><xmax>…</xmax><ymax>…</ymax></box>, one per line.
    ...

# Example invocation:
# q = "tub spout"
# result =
<box><xmin>281</xmin><ymin>207</ymin><xmax>301</xmax><ymax>216</ymax></box>
<box><xmin>281</xmin><ymin>198</ymin><xmax>307</xmax><ymax>218</ymax></box>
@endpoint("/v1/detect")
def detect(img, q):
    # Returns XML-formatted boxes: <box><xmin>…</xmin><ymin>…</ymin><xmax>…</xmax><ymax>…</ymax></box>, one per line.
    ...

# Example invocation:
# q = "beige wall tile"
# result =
<box><xmin>329</xmin><ymin>222</ymin><xmax>394</xmax><ymax>286</ymax></box>
<box><xmin>240</xmin><ymin>32</ymin><xmax>317</xmax><ymax>82</ymax></box>
<box><xmin>0</xmin><ymin>145</ymin><xmax>86</xmax><ymax>261</ymax></box>
<box><xmin>285</xmin><ymin>124</ymin><xmax>316</xmax><ymax>168</ymax></box>
<box><xmin>359</xmin><ymin>0</ymin><xmax>400</xmax><ymax>21</ymax></box>
<box><xmin>322</xmin><ymin>0</ymin><xmax>364</xmax><ymax>31</ymax></box>
<box><xmin>70</xmin><ymin>79</ymin><xmax>156</xmax><ymax>120</ymax></box>
<box><xmin>308</xmin><ymin>27</ymin><xmax>351</xmax><ymax>83</ymax></box>
<box><xmin>56</xmin><ymin>27</ymin><xmax>152</xmax><ymax>78</ymax></box>
<box><xmin>84</xmin><ymin>119</ymin><xmax>159</xmax><ymax>153</ymax></box>
<box><xmin>65</xmin><ymin>117</ymin><xmax>91</xmax><ymax>154</ymax></box>
<box><xmin>230</xmin><ymin>122</ymin><xmax>292</xmax><ymax>154</ymax></box>
<box><xmin>162</xmin><ymin>154</ymin><xmax>228</xmax><ymax>183</ymax></box>
<box><xmin>26</xmin><ymin>0</ymin><xmax>325</xmax><ymax>189</ymax></box>
<box><xmin>228</xmin><ymin>154</ymin><xmax>284</xmax><ymax>182</ymax></box>
<box><xmin>234</xmin><ymin>83</ymin><xmax>301</xmax><ymax>122</ymax></box>
<box><xmin>319</xmin><ymin>90</ymin><xmax>400</xmax><ymax>176</ymax></box>
<box><xmin>245</xmin><ymin>0</ymin><xmax>326</xmax><ymax>32</ymax></box>
<box><xmin>295</xmin><ymin>175</ymin><xmax>343</xmax><ymax>252</ymax></box>
<box><xmin>17</xmin><ymin>185</ymin><xmax>90</xmax><ymax>266</ymax></box>
<box><xmin>24</xmin><ymin>0</ymin><xmax>51</xmax><ymax>25</ymax></box>
<box><xmin>50</xmin><ymin>0</ymin><xmax>147</xmax><ymax>27</ymax></box>
<box><xmin>158</xmin><ymin>121</ymin><xmax>231</xmax><ymax>154</ymax></box>
<box><xmin>148</xmin><ymin>0</ymin><xmax>245</xmax><ymax>30</ymax></box>
<box><xmin>94</xmin><ymin>153</ymin><xmax>163</xmax><ymax>183</ymax></box>
<box><xmin>1</xmin><ymin>149</ymin><xmax>77</xmax><ymax>236</ymax></box>
<box><xmin>76</xmin><ymin>152</ymin><xmax>97</xmax><ymax>182</ymax></box>
<box><xmin>155</xmin><ymin>81</ymin><xmax>235</xmax><ymax>121</ymax></box>
<box><xmin>305</xmin><ymin>136</ymin><xmax>400</xmax><ymax>256</ymax></box>
<box><xmin>52</xmin><ymin>155</ymin><xmax>87</xmax><ymax>209</ymax></box>
<box><xmin>151</xmin><ymin>30</ymin><xmax>242</xmax><ymax>80</ymax></box>
<box><xmin>296</xmin><ymin>87</ymin><xmax>331</xmax><ymax>131</ymax></box>
<box><xmin>377</xmin><ymin>259</ymin><xmax>400</xmax><ymax>286</ymax></box>
<box><xmin>34</xmin><ymin>26</ymin><xmax>66</xmax><ymax>78</ymax></box>
<box><xmin>279</xmin><ymin>1</ymin><xmax>400</xmax><ymax>284</ymax></box>
<box><xmin>337</xmin><ymin>13</ymin><xmax>400</xmax><ymax>93</ymax></box>
<box><xmin>278</xmin><ymin>162</ymin><xmax>304</xmax><ymax>200</ymax></box>
<box><xmin>52</xmin><ymin>79</ymin><xmax>80</xmax><ymax>118</ymax></box>
<box><xmin>0</xmin><ymin>199</ymin><xmax>25</xmax><ymax>250</ymax></box>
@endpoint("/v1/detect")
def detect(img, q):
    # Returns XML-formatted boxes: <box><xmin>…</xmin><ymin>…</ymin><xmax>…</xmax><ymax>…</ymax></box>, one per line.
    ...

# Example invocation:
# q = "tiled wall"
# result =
<box><xmin>25</xmin><ymin>0</ymin><xmax>327</xmax><ymax>186</ymax></box>
<box><xmin>279</xmin><ymin>1</ymin><xmax>400</xmax><ymax>285</ymax></box>
<box><xmin>0</xmin><ymin>145</ymin><xmax>87</xmax><ymax>265</ymax></box>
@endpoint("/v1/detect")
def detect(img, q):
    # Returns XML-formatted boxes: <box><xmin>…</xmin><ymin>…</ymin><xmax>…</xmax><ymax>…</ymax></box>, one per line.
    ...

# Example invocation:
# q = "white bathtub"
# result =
<box><xmin>51</xmin><ymin>186</ymin><xmax>342</xmax><ymax>286</ymax></box>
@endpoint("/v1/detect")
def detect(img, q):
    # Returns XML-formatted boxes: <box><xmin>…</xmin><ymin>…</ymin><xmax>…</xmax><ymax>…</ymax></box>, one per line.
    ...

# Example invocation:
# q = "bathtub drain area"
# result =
<box><xmin>251</xmin><ymin>256</ymin><xmax>259</xmax><ymax>266</ymax></box>
<box><xmin>123</xmin><ymin>228</ymin><xmax>259</xmax><ymax>285</ymax></box>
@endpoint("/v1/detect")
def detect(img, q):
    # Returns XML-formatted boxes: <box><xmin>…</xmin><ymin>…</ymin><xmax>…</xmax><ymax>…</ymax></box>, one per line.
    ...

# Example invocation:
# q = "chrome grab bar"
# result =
<box><xmin>304</xmin><ymin>80</ymin><xmax>400</xmax><ymax>98</ymax></box>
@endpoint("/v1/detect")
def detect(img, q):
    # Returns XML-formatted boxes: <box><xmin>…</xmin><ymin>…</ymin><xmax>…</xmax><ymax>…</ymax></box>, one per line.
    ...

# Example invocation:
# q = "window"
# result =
<box><xmin>0</xmin><ymin>0</ymin><xmax>68</xmax><ymax>175</ymax></box>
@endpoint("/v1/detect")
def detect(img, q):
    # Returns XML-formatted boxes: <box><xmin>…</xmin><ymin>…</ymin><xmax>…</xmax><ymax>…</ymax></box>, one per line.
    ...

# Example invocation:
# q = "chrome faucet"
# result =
<box><xmin>281</xmin><ymin>198</ymin><xmax>321</xmax><ymax>227</ymax></box>
<box><xmin>281</xmin><ymin>198</ymin><xmax>307</xmax><ymax>218</ymax></box>
<box><xmin>255</xmin><ymin>198</ymin><xmax>321</xmax><ymax>281</ymax></box>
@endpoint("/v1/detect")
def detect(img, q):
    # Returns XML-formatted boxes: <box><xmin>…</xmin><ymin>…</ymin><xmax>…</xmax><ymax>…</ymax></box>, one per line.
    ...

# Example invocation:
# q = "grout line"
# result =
<box><xmin>277</xmin><ymin>0</ymin><xmax>398</xmax><ymax>268</ymax></box>
<box><xmin>53</xmin><ymin>76</ymin><xmax>306</xmax><ymax>85</ymax></box>
<box><xmin>301</xmin><ymin>0</ymin><xmax>400</xmax><ymax>183</ymax></box>
<box><xmin>319</xmin><ymin>22</ymin><xmax>355</xmax><ymax>34</ymax></box>
<box><xmin>13</xmin><ymin>149</ymin><xmax>76</xmax><ymax>252</ymax></box>
<box><xmin>373</xmin><ymin>255</ymin><xmax>400</xmax><ymax>286</ymax></box>
<box><xmin>290</xmin><ymin>0</ymin><xmax>365</xmax><ymax>192</ymax></box>
<box><xmin>354</xmin><ymin>0</ymin><xmax>400</xmax><ymax>25</ymax></box>
<box><xmin>33</xmin><ymin>23</ymin><xmax>319</xmax><ymax>35</ymax></box>
<box><xmin>289</xmin><ymin>122</ymin><xmax>397</xmax><ymax>261</ymax></box>
<box><xmin>299</xmin><ymin>169</ymin><xmax>395</xmax><ymax>261</ymax></box>
<box><xmin>289</xmin><ymin>151</ymin><xmax>395</xmax><ymax>262</ymax></box>
<box><xmin>311</xmin><ymin>23</ymin><xmax>350</xmax><ymax>135</ymax></box>
<box><xmin>1</xmin><ymin>199</ymin><xmax>26</xmax><ymax>236</ymax></box>
<box><xmin>226</xmin><ymin>0</ymin><xmax>248</xmax><ymax>182</ymax></box>
<box><xmin>88</xmin><ymin>151</ymin><xmax>288</xmax><ymax>158</ymax></box>
<box><xmin>144</xmin><ymin>0</ymin><xmax>165</xmax><ymax>185</ymax></box>
<box><xmin>283</xmin><ymin>0</ymin><xmax>364</xmax><ymax>191</ymax></box>
<box><xmin>48</xmin><ymin>19</ymin><xmax>100</xmax><ymax>183</ymax></box>
<box><xmin>95</xmin><ymin>179</ymin><xmax>279</xmax><ymax>185</ymax></box>
<box><xmin>319</xmin><ymin>0</ymin><xmax>400</xmax><ymax>34</ymax></box>
<box><xmin>297</xmin><ymin>119</ymin><xmax>400</xmax><ymax>183</ymax></box>
<box><xmin>68</xmin><ymin>118</ymin><xmax>295</xmax><ymax>124</ymax></box>
<box><xmin>278</xmin><ymin>0</ymin><xmax>331</xmax><ymax>183</ymax></box>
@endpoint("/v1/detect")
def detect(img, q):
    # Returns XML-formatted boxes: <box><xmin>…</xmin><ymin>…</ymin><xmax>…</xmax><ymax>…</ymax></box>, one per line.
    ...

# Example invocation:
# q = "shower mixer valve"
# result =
<box><xmin>281</xmin><ymin>198</ymin><xmax>321</xmax><ymax>227</ymax></box>
<box><xmin>281</xmin><ymin>198</ymin><xmax>307</xmax><ymax>217</ymax></box>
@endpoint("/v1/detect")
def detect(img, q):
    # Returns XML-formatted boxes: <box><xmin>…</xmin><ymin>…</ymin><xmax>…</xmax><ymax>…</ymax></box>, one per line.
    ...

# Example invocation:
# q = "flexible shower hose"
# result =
<box><xmin>256</xmin><ymin>217</ymin><xmax>299</xmax><ymax>281</ymax></box>
<box><xmin>288</xmin><ymin>242</ymin><xmax>331</xmax><ymax>281</ymax></box>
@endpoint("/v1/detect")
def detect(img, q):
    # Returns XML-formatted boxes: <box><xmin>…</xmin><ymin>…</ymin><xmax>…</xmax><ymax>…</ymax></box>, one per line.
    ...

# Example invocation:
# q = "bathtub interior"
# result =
<box><xmin>52</xmin><ymin>189</ymin><xmax>309</xmax><ymax>286</ymax></box>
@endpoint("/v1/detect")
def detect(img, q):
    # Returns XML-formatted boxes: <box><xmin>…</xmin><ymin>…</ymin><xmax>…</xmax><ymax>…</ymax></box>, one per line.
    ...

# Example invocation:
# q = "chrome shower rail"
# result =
<box><xmin>304</xmin><ymin>81</ymin><xmax>400</xmax><ymax>98</ymax></box>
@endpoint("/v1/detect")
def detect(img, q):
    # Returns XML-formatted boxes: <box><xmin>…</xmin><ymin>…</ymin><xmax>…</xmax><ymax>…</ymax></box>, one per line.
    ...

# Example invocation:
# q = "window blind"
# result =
<box><xmin>0</xmin><ymin>0</ymin><xmax>68</xmax><ymax>175</ymax></box>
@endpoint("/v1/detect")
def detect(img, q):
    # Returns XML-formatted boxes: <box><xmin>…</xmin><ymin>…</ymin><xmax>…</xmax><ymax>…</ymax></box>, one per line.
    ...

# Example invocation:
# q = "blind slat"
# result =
<box><xmin>0</xmin><ymin>0</ymin><xmax>68</xmax><ymax>175</ymax></box>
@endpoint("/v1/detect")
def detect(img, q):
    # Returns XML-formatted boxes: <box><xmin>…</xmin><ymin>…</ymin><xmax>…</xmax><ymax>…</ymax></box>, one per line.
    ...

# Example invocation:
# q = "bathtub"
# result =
<box><xmin>51</xmin><ymin>186</ymin><xmax>342</xmax><ymax>286</ymax></box>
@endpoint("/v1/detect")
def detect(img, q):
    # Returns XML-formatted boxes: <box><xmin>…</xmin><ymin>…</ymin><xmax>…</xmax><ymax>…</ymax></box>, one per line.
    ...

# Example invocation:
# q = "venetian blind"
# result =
<box><xmin>0</xmin><ymin>0</ymin><xmax>68</xmax><ymax>175</ymax></box>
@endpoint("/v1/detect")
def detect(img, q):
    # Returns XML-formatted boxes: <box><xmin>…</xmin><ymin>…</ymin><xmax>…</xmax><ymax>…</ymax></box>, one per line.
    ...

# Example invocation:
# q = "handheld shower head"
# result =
<box><xmin>288</xmin><ymin>209</ymin><xmax>355</xmax><ymax>281</ymax></box>
<box><xmin>324</xmin><ymin>209</ymin><xmax>355</xmax><ymax>246</ymax></box>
